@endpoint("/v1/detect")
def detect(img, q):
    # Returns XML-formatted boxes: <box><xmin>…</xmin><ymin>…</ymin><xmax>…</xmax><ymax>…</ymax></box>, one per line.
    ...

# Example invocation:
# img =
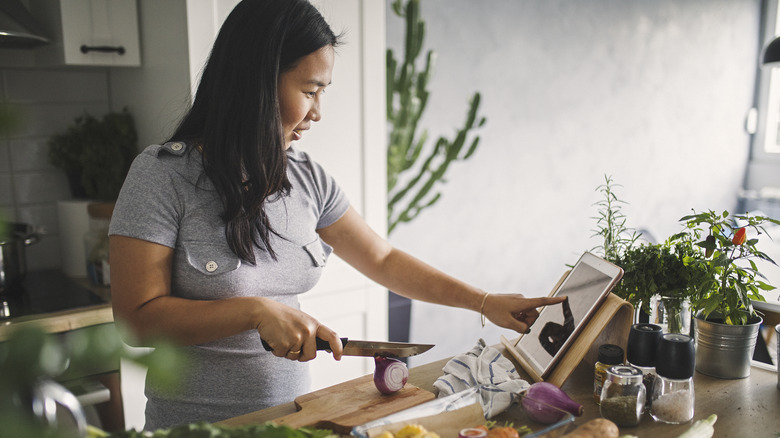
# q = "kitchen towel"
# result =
<box><xmin>433</xmin><ymin>338</ymin><xmax>529</xmax><ymax>418</ymax></box>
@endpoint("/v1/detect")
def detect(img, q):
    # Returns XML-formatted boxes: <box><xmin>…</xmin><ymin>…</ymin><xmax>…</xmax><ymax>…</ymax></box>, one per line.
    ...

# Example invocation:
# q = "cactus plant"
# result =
<box><xmin>386</xmin><ymin>0</ymin><xmax>486</xmax><ymax>234</ymax></box>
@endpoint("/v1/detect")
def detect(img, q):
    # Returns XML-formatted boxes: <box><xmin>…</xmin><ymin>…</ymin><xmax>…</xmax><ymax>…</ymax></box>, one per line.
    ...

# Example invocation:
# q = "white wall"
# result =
<box><xmin>385</xmin><ymin>0</ymin><xmax>762</xmax><ymax>366</ymax></box>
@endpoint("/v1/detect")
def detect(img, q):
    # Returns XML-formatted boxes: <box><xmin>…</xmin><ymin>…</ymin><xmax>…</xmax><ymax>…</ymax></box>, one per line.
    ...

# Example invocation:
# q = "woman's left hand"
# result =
<box><xmin>481</xmin><ymin>294</ymin><xmax>567</xmax><ymax>334</ymax></box>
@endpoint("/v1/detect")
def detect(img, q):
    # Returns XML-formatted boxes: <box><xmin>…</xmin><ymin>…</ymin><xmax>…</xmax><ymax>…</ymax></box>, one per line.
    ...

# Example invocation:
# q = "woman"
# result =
<box><xmin>109</xmin><ymin>0</ymin><xmax>565</xmax><ymax>430</ymax></box>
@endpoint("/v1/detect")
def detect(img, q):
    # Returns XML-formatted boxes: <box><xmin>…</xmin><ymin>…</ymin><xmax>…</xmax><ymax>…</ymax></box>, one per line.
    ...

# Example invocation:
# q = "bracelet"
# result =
<box><xmin>479</xmin><ymin>291</ymin><xmax>490</xmax><ymax>328</ymax></box>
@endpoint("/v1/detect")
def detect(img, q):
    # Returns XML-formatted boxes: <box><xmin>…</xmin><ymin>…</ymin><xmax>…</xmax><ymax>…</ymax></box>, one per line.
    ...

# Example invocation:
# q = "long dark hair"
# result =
<box><xmin>168</xmin><ymin>0</ymin><xmax>341</xmax><ymax>264</ymax></box>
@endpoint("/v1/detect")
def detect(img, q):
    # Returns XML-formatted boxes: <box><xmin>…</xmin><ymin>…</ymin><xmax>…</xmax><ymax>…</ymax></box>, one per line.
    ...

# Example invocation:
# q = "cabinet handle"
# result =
<box><xmin>80</xmin><ymin>45</ymin><xmax>126</xmax><ymax>55</ymax></box>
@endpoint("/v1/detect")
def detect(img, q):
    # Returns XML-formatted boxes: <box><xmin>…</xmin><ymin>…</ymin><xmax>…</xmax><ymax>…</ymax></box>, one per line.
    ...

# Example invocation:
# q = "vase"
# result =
<box><xmin>693</xmin><ymin>311</ymin><xmax>763</xmax><ymax>379</ymax></box>
<box><xmin>649</xmin><ymin>295</ymin><xmax>690</xmax><ymax>334</ymax></box>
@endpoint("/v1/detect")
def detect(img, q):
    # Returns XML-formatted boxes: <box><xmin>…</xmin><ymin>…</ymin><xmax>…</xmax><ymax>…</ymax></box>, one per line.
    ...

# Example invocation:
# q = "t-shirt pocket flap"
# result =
<box><xmin>183</xmin><ymin>242</ymin><xmax>241</xmax><ymax>275</ymax></box>
<box><xmin>303</xmin><ymin>238</ymin><xmax>333</xmax><ymax>267</ymax></box>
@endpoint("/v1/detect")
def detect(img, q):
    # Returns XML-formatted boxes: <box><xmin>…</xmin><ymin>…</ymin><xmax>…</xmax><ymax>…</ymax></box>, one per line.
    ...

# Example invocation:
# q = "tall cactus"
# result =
<box><xmin>387</xmin><ymin>0</ymin><xmax>486</xmax><ymax>234</ymax></box>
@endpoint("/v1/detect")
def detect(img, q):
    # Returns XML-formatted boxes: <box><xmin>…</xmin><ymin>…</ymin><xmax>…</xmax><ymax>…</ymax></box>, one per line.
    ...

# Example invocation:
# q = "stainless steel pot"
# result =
<box><xmin>0</xmin><ymin>222</ymin><xmax>40</xmax><ymax>295</ymax></box>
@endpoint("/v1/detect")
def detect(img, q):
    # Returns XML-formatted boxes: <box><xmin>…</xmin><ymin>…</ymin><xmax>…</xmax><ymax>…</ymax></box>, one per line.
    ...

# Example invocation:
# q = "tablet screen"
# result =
<box><xmin>516</xmin><ymin>253</ymin><xmax>621</xmax><ymax>377</ymax></box>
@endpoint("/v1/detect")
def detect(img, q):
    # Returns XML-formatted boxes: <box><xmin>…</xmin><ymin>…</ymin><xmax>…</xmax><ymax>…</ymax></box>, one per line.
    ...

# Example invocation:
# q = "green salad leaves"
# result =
<box><xmin>104</xmin><ymin>422</ymin><xmax>337</xmax><ymax>438</ymax></box>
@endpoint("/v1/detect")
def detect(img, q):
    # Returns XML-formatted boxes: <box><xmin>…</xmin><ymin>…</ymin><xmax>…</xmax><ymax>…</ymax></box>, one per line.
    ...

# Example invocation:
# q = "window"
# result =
<box><xmin>761</xmin><ymin>0</ymin><xmax>780</xmax><ymax>154</ymax></box>
<box><xmin>746</xmin><ymin>0</ymin><xmax>780</xmax><ymax>198</ymax></box>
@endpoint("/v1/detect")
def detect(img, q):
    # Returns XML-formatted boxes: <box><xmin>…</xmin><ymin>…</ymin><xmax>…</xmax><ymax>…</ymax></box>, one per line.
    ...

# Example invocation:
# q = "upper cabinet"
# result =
<box><xmin>30</xmin><ymin>0</ymin><xmax>141</xmax><ymax>67</ymax></box>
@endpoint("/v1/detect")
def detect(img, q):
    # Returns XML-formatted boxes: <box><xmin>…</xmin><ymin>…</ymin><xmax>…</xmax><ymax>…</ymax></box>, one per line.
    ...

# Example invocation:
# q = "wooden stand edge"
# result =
<box><xmin>501</xmin><ymin>291</ymin><xmax>633</xmax><ymax>388</ymax></box>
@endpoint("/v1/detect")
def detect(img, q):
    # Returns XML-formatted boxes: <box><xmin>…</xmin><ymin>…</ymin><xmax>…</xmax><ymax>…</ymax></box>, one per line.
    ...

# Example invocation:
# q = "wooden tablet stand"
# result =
<box><xmin>501</xmin><ymin>272</ymin><xmax>634</xmax><ymax>387</ymax></box>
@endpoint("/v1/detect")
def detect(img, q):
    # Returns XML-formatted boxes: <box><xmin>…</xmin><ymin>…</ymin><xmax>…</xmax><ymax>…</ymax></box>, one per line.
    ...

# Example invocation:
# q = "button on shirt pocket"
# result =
<box><xmin>182</xmin><ymin>242</ymin><xmax>241</xmax><ymax>275</ymax></box>
<box><xmin>303</xmin><ymin>238</ymin><xmax>333</xmax><ymax>267</ymax></box>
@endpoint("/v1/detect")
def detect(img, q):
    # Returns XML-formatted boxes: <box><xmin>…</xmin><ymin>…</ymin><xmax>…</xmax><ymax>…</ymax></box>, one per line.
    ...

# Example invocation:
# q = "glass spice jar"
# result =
<box><xmin>650</xmin><ymin>333</ymin><xmax>695</xmax><ymax>424</ymax></box>
<box><xmin>626</xmin><ymin>323</ymin><xmax>662</xmax><ymax>411</ymax></box>
<box><xmin>600</xmin><ymin>365</ymin><xmax>646</xmax><ymax>427</ymax></box>
<box><xmin>593</xmin><ymin>343</ymin><xmax>624</xmax><ymax>404</ymax></box>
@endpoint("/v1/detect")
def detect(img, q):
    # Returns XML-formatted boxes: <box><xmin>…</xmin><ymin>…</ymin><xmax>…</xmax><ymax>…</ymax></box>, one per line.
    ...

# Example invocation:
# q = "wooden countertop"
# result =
<box><xmin>226</xmin><ymin>345</ymin><xmax>780</xmax><ymax>437</ymax></box>
<box><xmin>0</xmin><ymin>275</ymin><xmax>113</xmax><ymax>341</ymax></box>
<box><xmin>0</xmin><ymin>303</ymin><xmax>113</xmax><ymax>341</ymax></box>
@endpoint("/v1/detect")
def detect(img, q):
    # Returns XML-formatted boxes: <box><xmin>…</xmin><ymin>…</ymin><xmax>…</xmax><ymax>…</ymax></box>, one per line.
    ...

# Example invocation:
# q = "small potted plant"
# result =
<box><xmin>47</xmin><ymin>108</ymin><xmax>137</xmax><ymax>281</ymax></box>
<box><xmin>611</xmin><ymin>241</ymin><xmax>709</xmax><ymax>334</ymax></box>
<box><xmin>669</xmin><ymin>209</ymin><xmax>779</xmax><ymax>378</ymax></box>
<box><xmin>48</xmin><ymin>108</ymin><xmax>138</xmax><ymax>202</ymax></box>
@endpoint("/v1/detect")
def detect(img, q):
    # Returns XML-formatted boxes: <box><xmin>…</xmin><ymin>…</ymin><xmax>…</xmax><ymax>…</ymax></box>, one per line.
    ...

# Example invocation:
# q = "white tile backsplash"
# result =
<box><xmin>24</xmin><ymin>235</ymin><xmax>62</xmax><ymax>271</ymax></box>
<box><xmin>9</xmin><ymin>138</ymin><xmax>55</xmax><ymax>172</ymax></box>
<box><xmin>17</xmin><ymin>203</ymin><xmax>59</xmax><ymax>235</ymax></box>
<box><xmin>0</xmin><ymin>141</ymin><xmax>9</xmax><ymax>171</ymax></box>
<box><xmin>1</xmin><ymin>67</ymin><xmax>110</xmax><ymax>271</ymax></box>
<box><xmin>5</xmin><ymin>69</ymin><xmax>109</xmax><ymax>104</ymax></box>
<box><xmin>14</xmin><ymin>171</ymin><xmax>71</xmax><ymax>204</ymax></box>
<box><xmin>0</xmin><ymin>174</ymin><xmax>14</xmax><ymax>206</ymax></box>
<box><xmin>11</xmin><ymin>102</ymin><xmax>110</xmax><ymax>139</ymax></box>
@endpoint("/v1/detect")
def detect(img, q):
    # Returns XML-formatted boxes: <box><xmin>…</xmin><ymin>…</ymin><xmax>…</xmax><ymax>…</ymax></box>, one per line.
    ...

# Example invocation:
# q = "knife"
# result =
<box><xmin>261</xmin><ymin>337</ymin><xmax>434</xmax><ymax>358</ymax></box>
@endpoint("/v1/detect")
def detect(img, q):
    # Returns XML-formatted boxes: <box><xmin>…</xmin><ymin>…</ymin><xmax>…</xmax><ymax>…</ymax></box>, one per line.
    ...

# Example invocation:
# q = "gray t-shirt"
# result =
<box><xmin>109</xmin><ymin>141</ymin><xmax>350</xmax><ymax>430</ymax></box>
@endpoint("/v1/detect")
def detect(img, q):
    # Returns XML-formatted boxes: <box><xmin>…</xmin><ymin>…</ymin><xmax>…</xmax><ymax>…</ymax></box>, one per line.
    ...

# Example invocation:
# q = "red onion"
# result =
<box><xmin>373</xmin><ymin>356</ymin><xmax>409</xmax><ymax>394</ymax></box>
<box><xmin>458</xmin><ymin>428</ymin><xmax>487</xmax><ymax>438</ymax></box>
<box><xmin>522</xmin><ymin>382</ymin><xmax>583</xmax><ymax>424</ymax></box>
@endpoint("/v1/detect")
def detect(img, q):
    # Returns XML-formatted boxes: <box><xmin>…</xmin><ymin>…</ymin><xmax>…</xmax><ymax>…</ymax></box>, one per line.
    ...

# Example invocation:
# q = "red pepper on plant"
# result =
<box><xmin>732</xmin><ymin>227</ymin><xmax>746</xmax><ymax>246</ymax></box>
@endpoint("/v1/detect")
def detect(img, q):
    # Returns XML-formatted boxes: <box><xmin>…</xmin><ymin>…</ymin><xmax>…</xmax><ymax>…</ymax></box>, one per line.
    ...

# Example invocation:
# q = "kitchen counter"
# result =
<box><xmin>223</xmin><ymin>345</ymin><xmax>780</xmax><ymax>437</ymax></box>
<box><xmin>0</xmin><ymin>271</ymin><xmax>123</xmax><ymax>431</ymax></box>
<box><xmin>0</xmin><ymin>271</ymin><xmax>113</xmax><ymax>341</ymax></box>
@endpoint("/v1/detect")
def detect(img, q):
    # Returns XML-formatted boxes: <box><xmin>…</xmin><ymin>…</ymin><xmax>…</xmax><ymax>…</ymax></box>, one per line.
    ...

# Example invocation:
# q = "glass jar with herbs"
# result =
<box><xmin>600</xmin><ymin>365</ymin><xmax>645</xmax><ymax>427</ymax></box>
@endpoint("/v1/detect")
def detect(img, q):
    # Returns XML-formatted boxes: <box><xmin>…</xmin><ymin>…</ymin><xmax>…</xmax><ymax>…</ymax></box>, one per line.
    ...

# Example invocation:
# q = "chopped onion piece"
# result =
<box><xmin>459</xmin><ymin>428</ymin><xmax>488</xmax><ymax>438</ymax></box>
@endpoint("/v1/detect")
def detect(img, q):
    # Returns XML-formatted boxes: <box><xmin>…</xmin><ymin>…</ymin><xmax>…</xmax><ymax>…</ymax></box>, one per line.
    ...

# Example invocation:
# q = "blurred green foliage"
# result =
<box><xmin>48</xmin><ymin>109</ymin><xmax>138</xmax><ymax>201</ymax></box>
<box><xmin>0</xmin><ymin>325</ymin><xmax>186</xmax><ymax>437</ymax></box>
<box><xmin>386</xmin><ymin>0</ymin><xmax>486</xmax><ymax>234</ymax></box>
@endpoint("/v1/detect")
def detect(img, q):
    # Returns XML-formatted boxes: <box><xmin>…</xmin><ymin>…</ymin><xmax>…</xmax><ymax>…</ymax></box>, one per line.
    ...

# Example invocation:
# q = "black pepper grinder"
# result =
<box><xmin>626</xmin><ymin>323</ymin><xmax>662</xmax><ymax>409</ymax></box>
<box><xmin>650</xmin><ymin>333</ymin><xmax>695</xmax><ymax>424</ymax></box>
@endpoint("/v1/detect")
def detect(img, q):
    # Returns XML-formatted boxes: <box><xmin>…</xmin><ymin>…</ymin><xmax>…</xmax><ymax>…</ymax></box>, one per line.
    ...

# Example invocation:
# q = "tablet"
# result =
<box><xmin>514</xmin><ymin>252</ymin><xmax>623</xmax><ymax>380</ymax></box>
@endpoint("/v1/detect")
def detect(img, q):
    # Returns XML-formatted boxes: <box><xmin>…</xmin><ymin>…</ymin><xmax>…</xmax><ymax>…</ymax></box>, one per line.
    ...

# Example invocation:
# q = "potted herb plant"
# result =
<box><xmin>669</xmin><ymin>209</ymin><xmax>780</xmax><ymax>378</ymax></box>
<box><xmin>588</xmin><ymin>175</ymin><xmax>708</xmax><ymax>333</ymax></box>
<box><xmin>47</xmin><ymin>108</ymin><xmax>138</xmax><ymax>280</ymax></box>
<box><xmin>611</xmin><ymin>241</ymin><xmax>708</xmax><ymax>334</ymax></box>
<box><xmin>48</xmin><ymin>108</ymin><xmax>138</xmax><ymax>202</ymax></box>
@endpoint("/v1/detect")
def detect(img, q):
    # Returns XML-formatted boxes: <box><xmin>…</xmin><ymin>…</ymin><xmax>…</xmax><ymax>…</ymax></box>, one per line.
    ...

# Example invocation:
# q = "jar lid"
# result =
<box><xmin>626</xmin><ymin>323</ymin><xmax>662</xmax><ymax>367</ymax></box>
<box><xmin>605</xmin><ymin>365</ymin><xmax>644</xmax><ymax>384</ymax></box>
<box><xmin>655</xmin><ymin>333</ymin><xmax>695</xmax><ymax>379</ymax></box>
<box><xmin>598</xmin><ymin>344</ymin><xmax>624</xmax><ymax>365</ymax></box>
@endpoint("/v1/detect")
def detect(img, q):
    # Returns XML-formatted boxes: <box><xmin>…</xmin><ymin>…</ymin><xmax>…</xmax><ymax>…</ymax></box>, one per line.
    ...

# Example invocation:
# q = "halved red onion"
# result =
<box><xmin>373</xmin><ymin>356</ymin><xmax>409</xmax><ymax>394</ymax></box>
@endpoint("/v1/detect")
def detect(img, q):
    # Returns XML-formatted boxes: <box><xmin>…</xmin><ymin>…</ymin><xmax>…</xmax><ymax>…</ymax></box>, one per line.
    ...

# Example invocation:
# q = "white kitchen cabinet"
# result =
<box><xmin>30</xmin><ymin>0</ymin><xmax>141</xmax><ymax>67</ymax></box>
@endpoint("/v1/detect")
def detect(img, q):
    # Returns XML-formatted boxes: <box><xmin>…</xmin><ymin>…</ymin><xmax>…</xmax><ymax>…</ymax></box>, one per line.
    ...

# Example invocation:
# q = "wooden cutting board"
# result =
<box><xmin>268</xmin><ymin>374</ymin><xmax>435</xmax><ymax>434</ymax></box>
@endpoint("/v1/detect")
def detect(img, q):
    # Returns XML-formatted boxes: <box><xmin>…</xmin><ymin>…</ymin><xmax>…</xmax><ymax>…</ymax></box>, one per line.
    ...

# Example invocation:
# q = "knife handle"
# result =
<box><xmin>261</xmin><ymin>337</ymin><xmax>348</xmax><ymax>352</ymax></box>
<box><xmin>315</xmin><ymin>337</ymin><xmax>349</xmax><ymax>351</ymax></box>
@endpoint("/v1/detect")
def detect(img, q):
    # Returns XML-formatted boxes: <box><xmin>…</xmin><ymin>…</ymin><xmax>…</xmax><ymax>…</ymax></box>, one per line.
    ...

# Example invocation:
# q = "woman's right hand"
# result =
<box><xmin>254</xmin><ymin>297</ymin><xmax>344</xmax><ymax>362</ymax></box>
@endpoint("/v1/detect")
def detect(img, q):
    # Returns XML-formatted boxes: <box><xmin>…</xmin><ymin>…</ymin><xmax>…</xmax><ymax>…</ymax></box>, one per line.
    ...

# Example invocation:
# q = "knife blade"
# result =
<box><xmin>261</xmin><ymin>337</ymin><xmax>434</xmax><ymax>358</ymax></box>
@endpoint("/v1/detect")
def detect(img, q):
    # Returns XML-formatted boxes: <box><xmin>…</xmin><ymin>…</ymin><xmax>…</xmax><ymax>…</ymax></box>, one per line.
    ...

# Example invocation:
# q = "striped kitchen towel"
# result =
<box><xmin>433</xmin><ymin>338</ymin><xmax>530</xmax><ymax>418</ymax></box>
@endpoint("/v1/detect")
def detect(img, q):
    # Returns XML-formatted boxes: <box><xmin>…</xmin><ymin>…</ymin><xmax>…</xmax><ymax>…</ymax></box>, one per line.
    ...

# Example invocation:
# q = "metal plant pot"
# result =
<box><xmin>693</xmin><ymin>311</ymin><xmax>762</xmax><ymax>379</ymax></box>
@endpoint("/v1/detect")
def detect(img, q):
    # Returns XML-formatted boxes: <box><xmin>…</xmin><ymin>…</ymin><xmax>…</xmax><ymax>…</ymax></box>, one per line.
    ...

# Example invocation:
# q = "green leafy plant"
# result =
<box><xmin>670</xmin><ymin>210</ymin><xmax>780</xmax><ymax>325</ymax></box>
<box><xmin>386</xmin><ymin>0</ymin><xmax>486</xmax><ymax>233</ymax></box>
<box><xmin>589</xmin><ymin>175</ymin><xmax>707</xmax><ymax>332</ymax></box>
<box><xmin>611</xmin><ymin>241</ymin><xmax>709</xmax><ymax>333</ymax></box>
<box><xmin>101</xmin><ymin>421</ymin><xmax>337</xmax><ymax>438</ymax></box>
<box><xmin>48</xmin><ymin>108</ymin><xmax>138</xmax><ymax>201</ymax></box>
<box><xmin>590</xmin><ymin>175</ymin><xmax>641</xmax><ymax>262</ymax></box>
<box><xmin>0</xmin><ymin>325</ymin><xmax>186</xmax><ymax>438</ymax></box>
